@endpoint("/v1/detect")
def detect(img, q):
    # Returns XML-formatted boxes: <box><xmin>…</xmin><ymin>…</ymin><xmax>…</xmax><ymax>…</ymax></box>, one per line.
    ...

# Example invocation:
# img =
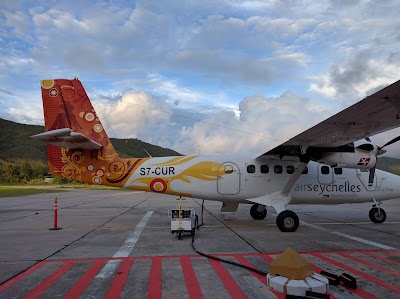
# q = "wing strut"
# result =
<box><xmin>281</xmin><ymin>162</ymin><xmax>308</xmax><ymax>195</ymax></box>
<box><xmin>246</xmin><ymin>161</ymin><xmax>308</xmax><ymax>214</ymax></box>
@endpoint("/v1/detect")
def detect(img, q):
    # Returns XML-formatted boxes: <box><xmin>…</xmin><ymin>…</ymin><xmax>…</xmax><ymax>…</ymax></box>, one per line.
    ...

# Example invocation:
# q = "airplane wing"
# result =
<box><xmin>258</xmin><ymin>79</ymin><xmax>400</xmax><ymax>159</ymax></box>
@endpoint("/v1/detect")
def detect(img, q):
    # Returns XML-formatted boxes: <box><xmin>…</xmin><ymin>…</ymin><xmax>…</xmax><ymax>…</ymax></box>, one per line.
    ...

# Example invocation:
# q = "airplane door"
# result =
<box><xmin>318</xmin><ymin>165</ymin><xmax>333</xmax><ymax>184</ymax></box>
<box><xmin>217</xmin><ymin>162</ymin><xmax>240</xmax><ymax>195</ymax></box>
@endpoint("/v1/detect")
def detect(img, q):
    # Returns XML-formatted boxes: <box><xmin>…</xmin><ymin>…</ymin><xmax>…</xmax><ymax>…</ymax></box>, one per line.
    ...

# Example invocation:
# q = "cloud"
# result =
<box><xmin>1</xmin><ymin>10</ymin><xmax>31</xmax><ymax>38</ymax></box>
<box><xmin>173</xmin><ymin>91</ymin><xmax>329</xmax><ymax>155</ymax></box>
<box><xmin>309</xmin><ymin>50</ymin><xmax>400</xmax><ymax>105</ymax></box>
<box><xmin>93</xmin><ymin>87</ymin><xmax>400</xmax><ymax>159</ymax></box>
<box><xmin>96</xmin><ymin>91</ymin><xmax>171</xmax><ymax>139</ymax></box>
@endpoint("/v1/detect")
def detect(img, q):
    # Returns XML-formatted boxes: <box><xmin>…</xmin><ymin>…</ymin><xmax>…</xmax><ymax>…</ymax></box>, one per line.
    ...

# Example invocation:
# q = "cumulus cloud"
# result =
<box><xmin>96</xmin><ymin>91</ymin><xmax>171</xmax><ymax>139</ymax></box>
<box><xmin>93</xmin><ymin>87</ymin><xmax>400</xmax><ymax>158</ymax></box>
<box><xmin>95</xmin><ymin>88</ymin><xmax>330</xmax><ymax>156</ymax></box>
<box><xmin>173</xmin><ymin>91</ymin><xmax>329</xmax><ymax>155</ymax></box>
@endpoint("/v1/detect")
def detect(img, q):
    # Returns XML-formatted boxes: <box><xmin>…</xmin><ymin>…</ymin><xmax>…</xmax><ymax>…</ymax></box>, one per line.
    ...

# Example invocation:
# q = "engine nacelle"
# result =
<box><xmin>317</xmin><ymin>149</ymin><xmax>377</xmax><ymax>169</ymax></box>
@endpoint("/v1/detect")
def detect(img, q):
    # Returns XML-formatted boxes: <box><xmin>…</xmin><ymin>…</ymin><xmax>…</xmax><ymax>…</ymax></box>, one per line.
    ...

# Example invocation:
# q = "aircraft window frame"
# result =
<box><xmin>286</xmin><ymin>165</ymin><xmax>295</xmax><ymax>174</ymax></box>
<box><xmin>274</xmin><ymin>165</ymin><xmax>283</xmax><ymax>174</ymax></box>
<box><xmin>334</xmin><ymin>168</ymin><xmax>343</xmax><ymax>175</ymax></box>
<box><xmin>247</xmin><ymin>165</ymin><xmax>256</xmax><ymax>173</ymax></box>
<box><xmin>224</xmin><ymin>165</ymin><xmax>234</xmax><ymax>174</ymax></box>
<box><xmin>302</xmin><ymin>166</ymin><xmax>308</xmax><ymax>174</ymax></box>
<box><xmin>260</xmin><ymin>165</ymin><xmax>269</xmax><ymax>173</ymax></box>
<box><xmin>321</xmin><ymin>165</ymin><xmax>330</xmax><ymax>175</ymax></box>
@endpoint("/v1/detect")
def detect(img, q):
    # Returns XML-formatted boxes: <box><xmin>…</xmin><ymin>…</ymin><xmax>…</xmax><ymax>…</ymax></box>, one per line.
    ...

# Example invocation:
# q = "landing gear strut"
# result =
<box><xmin>276</xmin><ymin>210</ymin><xmax>299</xmax><ymax>232</ymax></box>
<box><xmin>369</xmin><ymin>198</ymin><xmax>386</xmax><ymax>223</ymax></box>
<box><xmin>250</xmin><ymin>204</ymin><xmax>267</xmax><ymax>220</ymax></box>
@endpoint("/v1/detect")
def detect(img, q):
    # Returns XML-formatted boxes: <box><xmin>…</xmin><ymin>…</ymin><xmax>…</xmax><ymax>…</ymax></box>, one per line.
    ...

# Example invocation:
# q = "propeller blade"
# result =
<box><xmin>380</xmin><ymin>136</ymin><xmax>400</xmax><ymax>149</ymax></box>
<box><xmin>368</xmin><ymin>166</ymin><xmax>376</xmax><ymax>187</ymax></box>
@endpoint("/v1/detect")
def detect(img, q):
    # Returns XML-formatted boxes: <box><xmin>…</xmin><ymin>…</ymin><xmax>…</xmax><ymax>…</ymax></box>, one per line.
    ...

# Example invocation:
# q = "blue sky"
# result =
<box><xmin>1</xmin><ymin>0</ymin><xmax>400</xmax><ymax>156</ymax></box>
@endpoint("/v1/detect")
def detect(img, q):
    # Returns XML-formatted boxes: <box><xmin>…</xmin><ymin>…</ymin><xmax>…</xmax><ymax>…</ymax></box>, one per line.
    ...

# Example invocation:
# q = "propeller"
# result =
<box><xmin>380</xmin><ymin>136</ymin><xmax>400</xmax><ymax>150</ymax></box>
<box><xmin>361</xmin><ymin>135</ymin><xmax>400</xmax><ymax>186</ymax></box>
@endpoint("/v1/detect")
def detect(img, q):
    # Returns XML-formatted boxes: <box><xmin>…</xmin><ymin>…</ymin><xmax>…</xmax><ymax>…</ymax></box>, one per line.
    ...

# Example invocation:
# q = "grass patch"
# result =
<box><xmin>0</xmin><ymin>186</ymin><xmax>65</xmax><ymax>198</ymax></box>
<box><xmin>56</xmin><ymin>184</ymin><xmax>124</xmax><ymax>191</ymax></box>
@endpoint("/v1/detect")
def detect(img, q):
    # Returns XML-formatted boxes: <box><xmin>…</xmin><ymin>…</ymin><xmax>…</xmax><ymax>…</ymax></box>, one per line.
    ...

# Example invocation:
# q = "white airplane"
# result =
<box><xmin>32</xmin><ymin>78</ymin><xmax>400</xmax><ymax>232</ymax></box>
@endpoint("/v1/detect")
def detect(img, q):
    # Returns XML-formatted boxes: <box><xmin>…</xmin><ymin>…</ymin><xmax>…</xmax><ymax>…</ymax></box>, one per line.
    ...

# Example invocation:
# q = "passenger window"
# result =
<box><xmin>260</xmin><ymin>165</ymin><xmax>269</xmax><ymax>173</ymax></box>
<box><xmin>321</xmin><ymin>166</ymin><xmax>330</xmax><ymax>175</ymax></box>
<box><xmin>334</xmin><ymin>168</ymin><xmax>343</xmax><ymax>175</ymax></box>
<box><xmin>247</xmin><ymin>165</ymin><xmax>255</xmax><ymax>173</ymax></box>
<box><xmin>302</xmin><ymin>166</ymin><xmax>308</xmax><ymax>174</ymax></box>
<box><xmin>274</xmin><ymin>165</ymin><xmax>283</xmax><ymax>174</ymax></box>
<box><xmin>224</xmin><ymin>165</ymin><xmax>233</xmax><ymax>174</ymax></box>
<box><xmin>287</xmin><ymin>165</ymin><xmax>295</xmax><ymax>174</ymax></box>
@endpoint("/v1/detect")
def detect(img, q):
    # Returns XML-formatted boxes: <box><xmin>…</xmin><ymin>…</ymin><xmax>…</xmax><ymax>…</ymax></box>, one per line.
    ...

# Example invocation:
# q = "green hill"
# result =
<box><xmin>376</xmin><ymin>156</ymin><xmax>400</xmax><ymax>175</ymax></box>
<box><xmin>0</xmin><ymin>118</ymin><xmax>181</xmax><ymax>162</ymax></box>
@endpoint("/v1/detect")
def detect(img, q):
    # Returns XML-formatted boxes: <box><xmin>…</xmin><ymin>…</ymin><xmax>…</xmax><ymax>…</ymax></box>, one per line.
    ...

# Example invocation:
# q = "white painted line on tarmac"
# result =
<box><xmin>300</xmin><ymin>221</ymin><xmax>397</xmax><ymax>250</ymax></box>
<box><xmin>95</xmin><ymin>260</ymin><xmax>121</xmax><ymax>279</ymax></box>
<box><xmin>113</xmin><ymin>211</ymin><xmax>154</xmax><ymax>258</ymax></box>
<box><xmin>96</xmin><ymin>211</ymin><xmax>154</xmax><ymax>278</ymax></box>
<box><xmin>272</xmin><ymin>213</ymin><xmax>397</xmax><ymax>250</ymax></box>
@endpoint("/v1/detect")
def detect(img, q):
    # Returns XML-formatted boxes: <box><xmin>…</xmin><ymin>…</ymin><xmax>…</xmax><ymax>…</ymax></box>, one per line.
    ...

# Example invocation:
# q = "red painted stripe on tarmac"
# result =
<box><xmin>180</xmin><ymin>257</ymin><xmax>203</xmax><ymax>299</ymax></box>
<box><xmin>63</xmin><ymin>259</ymin><xmax>105</xmax><ymax>299</ymax></box>
<box><xmin>339</xmin><ymin>252</ymin><xmax>400</xmax><ymax>278</ymax></box>
<box><xmin>234</xmin><ymin>255</ymin><xmax>287</xmax><ymax>299</ymax></box>
<box><xmin>0</xmin><ymin>261</ymin><xmax>47</xmax><ymax>292</ymax></box>
<box><xmin>23</xmin><ymin>260</ymin><xmax>76</xmax><ymax>299</ymax></box>
<box><xmin>387</xmin><ymin>251</ymin><xmax>400</xmax><ymax>257</ymax></box>
<box><xmin>307</xmin><ymin>256</ymin><xmax>369</xmax><ymax>299</ymax></box>
<box><xmin>362</xmin><ymin>251</ymin><xmax>400</xmax><ymax>266</ymax></box>
<box><xmin>208</xmin><ymin>259</ymin><xmax>247</xmax><ymax>299</ymax></box>
<box><xmin>312</xmin><ymin>253</ymin><xmax>400</xmax><ymax>294</ymax></box>
<box><xmin>104</xmin><ymin>258</ymin><xmax>134</xmax><ymax>299</ymax></box>
<box><xmin>260</xmin><ymin>253</ymin><xmax>276</xmax><ymax>264</ymax></box>
<box><xmin>233</xmin><ymin>256</ymin><xmax>266</xmax><ymax>284</ymax></box>
<box><xmin>147</xmin><ymin>256</ymin><xmax>162</xmax><ymax>299</ymax></box>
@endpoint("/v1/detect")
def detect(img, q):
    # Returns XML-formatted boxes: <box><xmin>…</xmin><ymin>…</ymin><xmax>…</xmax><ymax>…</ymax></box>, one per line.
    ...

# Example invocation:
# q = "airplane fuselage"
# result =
<box><xmin>123</xmin><ymin>153</ymin><xmax>400</xmax><ymax>205</ymax></box>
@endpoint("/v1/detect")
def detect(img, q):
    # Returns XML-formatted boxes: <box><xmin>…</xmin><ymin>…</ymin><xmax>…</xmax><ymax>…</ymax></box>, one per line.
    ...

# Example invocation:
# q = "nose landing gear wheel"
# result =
<box><xmin>369</xmin><ymin>207</ymin><xmax>386</xmax><ymax>223</ymax></box>
<box><xmin>276</xmin><ymin>210</ymin><xmax>299</xmax><ymax>232</ymax></box>
<box><xmin>250</xmin><ymin>204</ymin><xmax>267</xmax><ymax>220</ymax></box>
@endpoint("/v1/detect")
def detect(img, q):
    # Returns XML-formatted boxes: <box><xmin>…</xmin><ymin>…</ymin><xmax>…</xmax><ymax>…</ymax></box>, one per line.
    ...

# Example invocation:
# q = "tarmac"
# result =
<box><xmin>0</xmin><ymin>189</ymin><xmax>399</xmax><ymax>298</ymax></box>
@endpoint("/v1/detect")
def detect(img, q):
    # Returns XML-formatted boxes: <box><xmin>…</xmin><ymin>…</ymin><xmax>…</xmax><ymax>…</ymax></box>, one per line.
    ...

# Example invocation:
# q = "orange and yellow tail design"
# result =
<box><xmin>38</xmin><ymin>78</ymin><xmax>146</xmax><ymax>187</ymax></box>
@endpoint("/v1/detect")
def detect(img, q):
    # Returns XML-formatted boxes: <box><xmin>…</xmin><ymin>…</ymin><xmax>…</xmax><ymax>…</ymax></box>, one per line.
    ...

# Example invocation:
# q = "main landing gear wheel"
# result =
<box><xmin>276</xmin><ymin>210</ymin><xmax>299</xmax><ymax>232</ymax></box>
<box><xmin>369</xmin><ymin>207</ymin><xmax>386</xmax><ymax>223</ymax></box>
<box><xmin>250</xmin><ymin>204</ymin><xmax>267</xmax><ymax>220</ymax></box>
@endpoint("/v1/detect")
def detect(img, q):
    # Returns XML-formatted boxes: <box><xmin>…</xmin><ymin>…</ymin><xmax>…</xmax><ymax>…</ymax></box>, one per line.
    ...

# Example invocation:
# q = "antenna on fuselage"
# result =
<box><xmin>143</xmin><ymin>148</ymin><xmax>152</xmax><ymax>158</ymax></box>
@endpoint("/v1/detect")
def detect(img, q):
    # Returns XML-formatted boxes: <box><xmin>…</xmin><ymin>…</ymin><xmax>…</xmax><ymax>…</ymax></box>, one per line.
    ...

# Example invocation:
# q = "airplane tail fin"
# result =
<box><xmin>32</xmin><ymin>78</ymin><xmax>121</xmax><ymax>183</ymax></box>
